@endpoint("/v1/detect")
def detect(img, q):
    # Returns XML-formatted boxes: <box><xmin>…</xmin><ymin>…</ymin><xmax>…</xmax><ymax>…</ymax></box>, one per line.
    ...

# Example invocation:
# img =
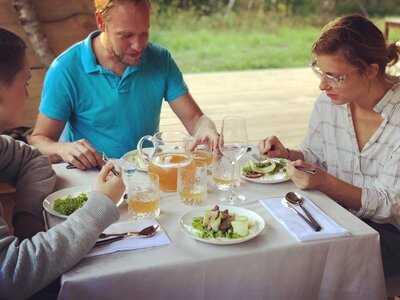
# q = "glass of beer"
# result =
<box><xmin>177</xmin><ymin>161</ymin><xmax>207</xmax><ymax>205</ymax></box>
<box><xmin>191</xmin><ymin>144</ymin><xmax>213</xmax><ymax>167</ymax></box>
<box><xmin>125</xmin><ymin>173</ymin><xmax>160</xmax><ymax>219</ymax></box>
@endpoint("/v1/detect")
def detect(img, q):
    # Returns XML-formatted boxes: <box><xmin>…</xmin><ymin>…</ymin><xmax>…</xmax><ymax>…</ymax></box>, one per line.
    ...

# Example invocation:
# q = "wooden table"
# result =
<box><xmin>385</xmin><ymin>19</ymin><xmax>400</xmax><ymax>40</ymax></box>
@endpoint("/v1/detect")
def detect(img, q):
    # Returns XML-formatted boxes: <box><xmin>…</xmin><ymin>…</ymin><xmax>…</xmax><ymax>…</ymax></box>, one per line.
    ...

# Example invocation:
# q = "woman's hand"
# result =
<box><xmin>94</xmin><ymin>162</ymin><xmax>125</xmax><ymax>204</ymax></box>
<box><xmin>258</xmin><ymin>136</ymin><xmax>289</xmax><ymax>159</ymax></box>
<box><xmin>286</xmin><ymin>160</ymin><xmax>325</xmax><ymax>190</ymax></box>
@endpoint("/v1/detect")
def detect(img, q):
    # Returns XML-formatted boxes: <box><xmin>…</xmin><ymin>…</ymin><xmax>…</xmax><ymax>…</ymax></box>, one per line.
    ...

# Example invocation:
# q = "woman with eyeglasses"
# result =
<box><xmin>0</xmin><ymin>28</ymin><xmax>125</xmax><ymax>299</ymax></box>
<box><xmin>259</xmin><ymin>14</ymin><xmax>400</xmax><ymax>277</ymax></box>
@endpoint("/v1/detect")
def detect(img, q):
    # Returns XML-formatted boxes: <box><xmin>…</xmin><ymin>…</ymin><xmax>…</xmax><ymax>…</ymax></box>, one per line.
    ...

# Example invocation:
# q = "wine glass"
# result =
<box><xmin>218</xmin><ymin>116</ymin><xmax>248</xmax><ymax>204</ymax></box>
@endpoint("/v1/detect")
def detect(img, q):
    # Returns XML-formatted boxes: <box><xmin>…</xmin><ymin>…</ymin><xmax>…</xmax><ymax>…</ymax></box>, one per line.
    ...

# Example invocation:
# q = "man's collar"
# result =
<box><xmin>81</xmin><ymin>31</ymin><xmax>103</xmax><ymax>74</ymax></box>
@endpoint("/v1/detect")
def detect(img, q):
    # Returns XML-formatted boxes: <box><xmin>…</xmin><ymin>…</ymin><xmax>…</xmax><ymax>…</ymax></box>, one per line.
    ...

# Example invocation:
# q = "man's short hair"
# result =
<box><xmin>0</xmin><ymin>28</ymin><xmax>26</xmax><ymax>86</ymax></box>
<box><xmin>94</xmin><ymin>0</ymin><xmax>150</xmax><ymax>17</ymax></box>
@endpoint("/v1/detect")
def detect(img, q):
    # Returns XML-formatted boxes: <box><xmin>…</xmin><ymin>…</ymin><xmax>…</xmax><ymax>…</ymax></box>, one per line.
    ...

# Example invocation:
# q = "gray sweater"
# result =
<box><xmin>0</xmin><ymin>135</ymin><xmax>120</xmax><ymax>299</ymax></box>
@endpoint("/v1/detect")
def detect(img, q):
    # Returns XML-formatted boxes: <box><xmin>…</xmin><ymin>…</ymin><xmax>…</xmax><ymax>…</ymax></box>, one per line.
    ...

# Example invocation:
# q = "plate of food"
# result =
<box><xmin>241</xmin><ymin>158</ymin><xmax>290</xmax><ymax>184</ymax></box>
<box><xmin>43</xmin><ymin>186</ymin><xmax>91</xmax><ymax>218</ymax></box>
<box><xmin>120</xmin><ymin>148</ymin><xmax>153</xmax><ymax>172</ymax></box>
<box><xmin>179</xmin><ymin>205</ymin><xmax>265</xmax><ymax>245</ymax></box>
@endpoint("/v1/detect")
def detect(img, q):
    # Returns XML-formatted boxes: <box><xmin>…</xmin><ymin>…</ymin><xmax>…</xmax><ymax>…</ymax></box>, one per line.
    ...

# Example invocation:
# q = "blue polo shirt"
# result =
<box><xmin>39</xmin><ymin>31</ymin><xmax>188</xmax><ymax>158</ymax></box>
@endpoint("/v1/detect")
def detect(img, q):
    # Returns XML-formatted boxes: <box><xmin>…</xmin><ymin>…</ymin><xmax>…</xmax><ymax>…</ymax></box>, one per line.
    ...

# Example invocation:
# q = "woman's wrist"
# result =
<box><xmin>315</xmin><ymin>170</ymin><xmax>330</xmax><ymax>192</ymax></box>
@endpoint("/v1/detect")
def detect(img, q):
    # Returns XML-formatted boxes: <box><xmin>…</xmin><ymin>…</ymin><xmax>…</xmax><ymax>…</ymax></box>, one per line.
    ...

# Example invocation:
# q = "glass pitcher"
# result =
<box><xmin>137</xmin><ymin>131</ymin><xmax>193</xmax><ymax>192</ymax></box>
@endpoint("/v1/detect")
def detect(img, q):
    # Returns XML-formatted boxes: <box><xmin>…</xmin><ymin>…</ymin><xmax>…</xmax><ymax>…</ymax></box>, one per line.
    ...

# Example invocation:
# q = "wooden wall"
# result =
<box><xmin>0</xmin><ymin>0</ymin><xmax>97</xmax><ymax>126</ymax></box>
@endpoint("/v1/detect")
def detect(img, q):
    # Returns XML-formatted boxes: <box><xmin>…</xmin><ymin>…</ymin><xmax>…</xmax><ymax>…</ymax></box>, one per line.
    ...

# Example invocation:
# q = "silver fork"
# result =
<box><xmin>102</xmin><ymin>152</ymin><xmax>121</xmax><ymax>177</ymax></box>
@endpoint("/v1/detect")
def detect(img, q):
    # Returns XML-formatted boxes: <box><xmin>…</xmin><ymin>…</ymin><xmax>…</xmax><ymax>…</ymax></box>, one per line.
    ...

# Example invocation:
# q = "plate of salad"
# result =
<box><xmin>43</xmin><ymin>186</ymin><xmax>90</xmax><ymax>219</ymax></box>
<box><xmin>179</xmin><ymin>205</ymin><xmax>265</xmax><ymax>245</ymax></box>
<box><xmin>241</xmin><ymin>158</ymin><xmax>290</xmax><ymax>184</ymax></box>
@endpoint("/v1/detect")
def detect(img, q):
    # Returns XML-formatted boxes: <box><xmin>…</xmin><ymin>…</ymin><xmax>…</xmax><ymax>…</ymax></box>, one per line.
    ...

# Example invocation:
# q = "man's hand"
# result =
<box><xmin>58</xmin><ymin>139</ymin><xmax>103</xmax><ymax>170</ymax></box>
<box><xmin>192</xmin><ymin>115</ymin><xmax>219</xmax><ymax>150</ymax></box>
<box><xmin>94</xmin><ymin>162</ymin><xmax>125</xmax><ymax>204</ymax></box>
<box><xmin>286</xmin><ymin>160</ymin><xmax>324</xmax><ymax>190</ymax></box>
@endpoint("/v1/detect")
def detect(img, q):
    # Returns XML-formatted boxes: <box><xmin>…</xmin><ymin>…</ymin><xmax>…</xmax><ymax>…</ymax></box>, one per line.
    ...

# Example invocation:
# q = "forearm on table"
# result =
<box><xmin>317</xmin><ymin>172</ymin><xmax>362</xmax><ymax>210</ymax></box>
<box><xmin>29</xmin><ymin>135</ymin><xmax>63</xmax><ymax>162</ymax></box>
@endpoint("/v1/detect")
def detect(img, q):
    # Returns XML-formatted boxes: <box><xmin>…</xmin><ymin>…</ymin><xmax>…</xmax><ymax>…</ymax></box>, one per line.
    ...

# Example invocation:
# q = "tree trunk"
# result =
<box><xmin>356</xmin><ymin>0</ymin><xmax>369</xmax><ymax>17</ymax></box>
<box><xmin>225</xmin><ymin>0</ymin><xmax>236</xmax><ymax>16</ymax></box>
<box><xmin>13</xmin><ymin>0</ymin><xmax>55</xmax><ymax>67</ymax></box>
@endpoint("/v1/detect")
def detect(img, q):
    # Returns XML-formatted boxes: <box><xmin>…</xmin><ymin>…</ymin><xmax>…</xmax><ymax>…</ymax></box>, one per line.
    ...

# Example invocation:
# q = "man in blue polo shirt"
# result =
<box><xmin>30</xmin><ymin>0</ymin><xmax>218</xmax><ymax>170</ymax></box>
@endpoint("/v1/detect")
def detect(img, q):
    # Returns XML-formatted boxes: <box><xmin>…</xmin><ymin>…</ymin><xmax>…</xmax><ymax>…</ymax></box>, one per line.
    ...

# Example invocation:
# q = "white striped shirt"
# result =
<box><xmin>301</xmin><ymin>83</ymin><xmax>400</xmax><ymax>228</ymax></box>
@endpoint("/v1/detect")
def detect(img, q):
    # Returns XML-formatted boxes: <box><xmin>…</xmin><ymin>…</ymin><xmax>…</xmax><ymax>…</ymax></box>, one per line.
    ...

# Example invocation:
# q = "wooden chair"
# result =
<box><xmin>0</xmin><ymin>182</ymin><xmax>16</xmax><ymax>234</ymax></box>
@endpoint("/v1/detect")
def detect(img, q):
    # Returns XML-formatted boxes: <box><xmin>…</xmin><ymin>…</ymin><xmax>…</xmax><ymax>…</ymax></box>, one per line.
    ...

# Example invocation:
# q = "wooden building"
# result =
<box><xmin>0</xmin><ymin>0</ymin><xmax>96</xmax><ymax>126</ymax></box>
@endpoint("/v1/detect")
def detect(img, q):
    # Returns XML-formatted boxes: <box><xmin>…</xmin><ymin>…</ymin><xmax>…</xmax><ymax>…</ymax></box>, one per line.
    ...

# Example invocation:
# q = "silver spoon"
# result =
<box><xmin>285</xmin><ymin>192</ymin><xmax>322</xmax><ymax>231</ymax></box>
<box><xmin>99</xmin><ymin>225</ymin><xmax>159</xmax><ymax>239</ymax></box>
<box><xmin>282</xmin><ymin>197</ymin><xmax>317</xmax><ymax>231</ymax></box>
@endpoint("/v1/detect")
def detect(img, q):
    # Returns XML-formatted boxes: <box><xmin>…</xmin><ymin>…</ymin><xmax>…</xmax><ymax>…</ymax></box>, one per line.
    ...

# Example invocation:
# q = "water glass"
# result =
<box><xmin>177</xmin><ymin>162</ymin><xmax>208</xmax><ymax>205</ymax></box>
<box><xmin>212</xmin><ymin>154</ymin><xmax>240</xmax><ymax>191</ymax></box>
<box><xmin>125</xmin><ymin>173</ymin><xmax>160</xmax><ymax>219</ymax></box>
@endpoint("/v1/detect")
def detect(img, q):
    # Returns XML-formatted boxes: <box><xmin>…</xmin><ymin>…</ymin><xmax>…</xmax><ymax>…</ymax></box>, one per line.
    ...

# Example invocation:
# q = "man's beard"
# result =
<box><xmin>113</xmin><ymin>49</ymin><xmax>140</xmax><ymax>66</ymax></box>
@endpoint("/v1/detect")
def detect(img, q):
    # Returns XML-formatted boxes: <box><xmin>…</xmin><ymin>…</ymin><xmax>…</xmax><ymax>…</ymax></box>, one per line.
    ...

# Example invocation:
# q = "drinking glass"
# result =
<box><xmin>125</xmin><ymin>173</ymin><xmax>160</xmax><ymax>219</ymax></box>
<box><xmin>212</xmin><ymin>154</ymin><xmax>240</xmax><ymax>191</ymax></box>
<box><xmin>177</xmin><ymin>161</ymin><xmax>208</xmax><ymax>205</ymax></box>
<box><xmin>218</xmin><ymin>116</ymin><xmax>248</xmax><ymax>204</ymax></box>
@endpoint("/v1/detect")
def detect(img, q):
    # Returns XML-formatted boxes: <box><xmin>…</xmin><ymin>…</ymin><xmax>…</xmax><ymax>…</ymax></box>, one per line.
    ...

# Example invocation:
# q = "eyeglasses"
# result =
<box><xmin>98</xmin><ymin>0</ymin><xmax>114</xmax><ymax>15</ymax></box>
<box><xmin>310</xmin><ymin>61</ymin><xmax>347</xmax><ymax>88</ymax></box>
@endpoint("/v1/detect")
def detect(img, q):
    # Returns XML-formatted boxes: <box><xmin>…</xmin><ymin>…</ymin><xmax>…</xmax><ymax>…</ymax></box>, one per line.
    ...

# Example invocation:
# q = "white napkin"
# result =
<box><xmin>87</xmin><ymin>219</ymin><xmax>170</xmax><ymax>257</ymax></box>
<box><xmin>260</xmin><ymin>195</ymin><xmax>350</xmax><ymax>242</ymax></box>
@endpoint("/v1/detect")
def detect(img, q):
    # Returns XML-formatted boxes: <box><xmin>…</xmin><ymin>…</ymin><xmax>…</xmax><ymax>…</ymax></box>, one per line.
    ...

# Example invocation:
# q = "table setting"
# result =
<box><xmin>42</xmin><ymin>116</ymin><xmax>386</xmax><ymax>299</ymax></box>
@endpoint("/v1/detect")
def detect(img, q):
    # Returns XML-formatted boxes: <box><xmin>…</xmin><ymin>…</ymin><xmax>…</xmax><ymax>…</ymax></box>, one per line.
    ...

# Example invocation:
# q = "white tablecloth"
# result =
<box><xmin>48</xmin><ymin>162</ymin><xmax>386</xmax><ymax>300</ymax></box>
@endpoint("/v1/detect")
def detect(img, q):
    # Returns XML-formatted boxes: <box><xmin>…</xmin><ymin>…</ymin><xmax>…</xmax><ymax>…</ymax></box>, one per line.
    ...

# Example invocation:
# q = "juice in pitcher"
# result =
<box><xmin>148</xmin><ymin>152</ymin><xmax>192</xmax><ymax>192</ymax></box>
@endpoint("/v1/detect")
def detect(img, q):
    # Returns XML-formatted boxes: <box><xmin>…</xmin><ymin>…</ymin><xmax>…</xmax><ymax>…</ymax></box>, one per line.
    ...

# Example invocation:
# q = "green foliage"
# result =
<box><xmin>152</xmin><ymin>0</ymin><xmax>400</xmax><ymax>17</ymax></box>
<box><xmin>153</xmin><ymin>0</ymin><xmax>229</xmax><ymax>15</ymax></box>
<box><xmin>151</xmin><ymin>11</ymin><xmax>321</xmax><ymax>72</ymax></box>
<box><xmin>150</xmin><ymin>10</ymin><xmax>400</xmax><ymax>73</ymax></box>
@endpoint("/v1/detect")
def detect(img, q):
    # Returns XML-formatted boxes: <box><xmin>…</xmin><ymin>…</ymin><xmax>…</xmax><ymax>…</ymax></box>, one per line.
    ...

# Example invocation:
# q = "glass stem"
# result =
<box><xmin>228</xmin><ymin>160</ymin><xmax>236</xmax><ymax>202</ymax></box>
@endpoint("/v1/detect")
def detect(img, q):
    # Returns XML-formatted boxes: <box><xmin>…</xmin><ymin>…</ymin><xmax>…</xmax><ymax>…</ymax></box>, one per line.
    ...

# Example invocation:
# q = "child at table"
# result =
<box><xmin>259</xmin><ymin>14</ymin><xmax>400</xmax><ymax>277</ymax></box>
<box><xmin>0</xmin><ymin>28</ymin><xmax>125</xmax><ymax>299</ymax></box>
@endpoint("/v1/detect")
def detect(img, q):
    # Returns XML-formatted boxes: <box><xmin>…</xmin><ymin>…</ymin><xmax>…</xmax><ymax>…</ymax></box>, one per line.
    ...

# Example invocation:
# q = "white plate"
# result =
<box><xmin>241</xmin><ymin>158</ymin><xmax>290</xmax><ymax>184</ymax></box>
<box><xmin>179</xmin><ymin>206</ymin><xmax>265</xmax><ymax>245</ymax></box>
<box><xmin>43</xmin><ymin>186</ymin><xmax>91</xmax><ymax>219</ymax></box>
<box><xmin>121</xmin><ymin>148</ymin><xmax>153</xmax><ymax>172</ymax></box>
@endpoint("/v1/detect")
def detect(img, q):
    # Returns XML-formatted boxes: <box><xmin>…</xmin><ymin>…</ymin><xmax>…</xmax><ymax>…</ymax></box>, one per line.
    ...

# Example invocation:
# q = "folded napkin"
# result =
<box><xmin>260</xmin><ymin>195</ymin><xmax>350</xmax><ymax>242</ymax></box>
<box><xmin>87</xmin><ymin>219</ymin><xmax>170</xmax><ymax>257</ymax></box>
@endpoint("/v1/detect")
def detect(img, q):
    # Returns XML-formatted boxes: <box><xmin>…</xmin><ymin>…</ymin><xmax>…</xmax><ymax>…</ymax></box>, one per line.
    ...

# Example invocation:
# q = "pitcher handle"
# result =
<box><xmin>137</xmin><ymin>135</ymin><xmax>156</xmax><ymax>167</ymax></box>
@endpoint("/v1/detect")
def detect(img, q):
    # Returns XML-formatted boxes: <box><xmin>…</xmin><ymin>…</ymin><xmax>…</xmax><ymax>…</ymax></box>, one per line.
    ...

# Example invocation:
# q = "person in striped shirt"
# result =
<box><xmin>259</xmin><ymin>14</ymin><xmax>400</xmax><ymax>277</ymax></box>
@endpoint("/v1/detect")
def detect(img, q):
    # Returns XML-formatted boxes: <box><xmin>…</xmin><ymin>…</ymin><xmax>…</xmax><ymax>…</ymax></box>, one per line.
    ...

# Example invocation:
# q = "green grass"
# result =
<box><xmin>149</xmin><ymin>11</ymin><xmax>400</xmax><ymax>73</ymax></box>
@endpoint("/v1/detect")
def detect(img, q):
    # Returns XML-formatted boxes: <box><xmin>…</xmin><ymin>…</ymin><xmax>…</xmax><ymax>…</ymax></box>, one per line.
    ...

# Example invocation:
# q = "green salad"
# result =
<box><xmin>192</xmin><ymin>205</ymin><xmax>252</xmax><ymax>239</ymax></box>
<box><xmin>53</xmin><ymin>193</ymin><xmax>88</xmax><ymax>216</ymax></box>
<box><xmin>242</xmin><ymin>158</ymin><xmax>287</xmax><ymax>178</ymax></box>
